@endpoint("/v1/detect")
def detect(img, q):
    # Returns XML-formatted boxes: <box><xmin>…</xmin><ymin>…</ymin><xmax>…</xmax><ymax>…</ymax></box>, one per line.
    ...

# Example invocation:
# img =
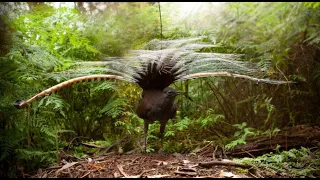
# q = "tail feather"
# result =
<box><xmin>14</xmin><ymin>74</ymin><xmax>126</xmax><ymax>109</ymax></box>
<box><xmin>179</xmin><ymin>72</ymin><xmax>296</xmax><ymax>84</ymax></box>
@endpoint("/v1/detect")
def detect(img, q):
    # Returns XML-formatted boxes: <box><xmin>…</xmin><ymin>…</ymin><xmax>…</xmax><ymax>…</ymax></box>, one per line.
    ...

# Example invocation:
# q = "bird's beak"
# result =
<box><xmin>175</xmin><ymin>91</ymin><xmax>183</xmax><ymax>94</ymax></box>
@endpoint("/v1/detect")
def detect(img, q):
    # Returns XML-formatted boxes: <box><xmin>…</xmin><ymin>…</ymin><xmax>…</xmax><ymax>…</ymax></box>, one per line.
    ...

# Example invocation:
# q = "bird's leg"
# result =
<box><xmin>143</xmin><ymin>121</ymin><xmax>149</xmax><ymax>153</ymax></box>
<box><xmin>159</xmin><ymin>122</ymin><xmax>167</xmax><ymax>152</ymax></box>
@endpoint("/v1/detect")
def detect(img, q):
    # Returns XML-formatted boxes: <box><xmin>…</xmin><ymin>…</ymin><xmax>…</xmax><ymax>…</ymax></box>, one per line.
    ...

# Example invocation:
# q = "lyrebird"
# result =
<box><xmin>14</xmin><ymin>38</ymin><xmax>294</xmax><ymax>152</ymax></box>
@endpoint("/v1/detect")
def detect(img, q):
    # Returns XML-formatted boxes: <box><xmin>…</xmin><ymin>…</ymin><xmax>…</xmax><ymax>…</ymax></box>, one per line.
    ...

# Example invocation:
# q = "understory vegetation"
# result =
<box><xmin>0</xmin><ymin>2</ymin><xmax>319</xmax><ymax>177</ymax></box>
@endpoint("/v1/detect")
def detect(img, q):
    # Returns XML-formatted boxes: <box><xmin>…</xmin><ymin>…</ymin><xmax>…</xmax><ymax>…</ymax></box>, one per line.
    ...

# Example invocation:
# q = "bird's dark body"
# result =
<box><xmin>136</xmin><ymin>88</ymin><xmax>177</xmax><ymax>123</ymax></box>
<box><xmin>136</xmin><ymin>87</ymin><xmax>179</xmax><ymax>152</ymax></box>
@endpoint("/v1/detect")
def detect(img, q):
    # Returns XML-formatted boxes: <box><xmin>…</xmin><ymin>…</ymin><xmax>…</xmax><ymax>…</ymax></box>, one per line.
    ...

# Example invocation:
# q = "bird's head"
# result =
<box><xmin>163</xmin><ymin>87</ymin><xmax>181</xmax><ymax>98</ymax></box>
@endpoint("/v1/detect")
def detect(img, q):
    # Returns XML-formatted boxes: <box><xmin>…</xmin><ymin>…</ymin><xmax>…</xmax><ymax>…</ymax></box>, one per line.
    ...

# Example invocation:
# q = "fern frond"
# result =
<box><xmin>99</xmin><ymin>98</ymin><xmax>128</xmax><ymax>118</ymax></box>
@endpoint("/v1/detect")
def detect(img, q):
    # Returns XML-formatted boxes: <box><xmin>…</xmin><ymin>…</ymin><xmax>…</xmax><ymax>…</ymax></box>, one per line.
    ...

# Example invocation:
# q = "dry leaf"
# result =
<box><xmin>56</xmin><ymin>162</ymin><xmax>78</xmax><ymax>174</ymax></box>
<box><xmin>219</xmin><ymin>170</ymin><xmax>240</xmax><ymax>178</ymax></box>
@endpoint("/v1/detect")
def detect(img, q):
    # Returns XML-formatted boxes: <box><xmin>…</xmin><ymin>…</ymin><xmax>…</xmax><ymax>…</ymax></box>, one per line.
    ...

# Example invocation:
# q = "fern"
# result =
<box><xmin>225</xmin><ymin>122</ymin><xmax>256</xmax><ymax>150</ymax></box>
<box><xmin>174</xmin><ymin>117</ymin><xmax>191</xmax><ymax>131</ymax></box>
<box><xmin>234</xmin><ymin>147</ymin><xmax>320</xmax><ymax>178</ymax></box>
<box><xmin>164</xmin><ymin>130</ymin><xmax>175</xmax><ymax>138</ymax></box>
<box><xmin>91</xmin><ymin>81</ymin><xmax>117</xmax><ymax>93</ymax></box>
<box><xmin>15</xmin><ymin>149</ymin><xmax>56</xmax><ymax>164</ymax></box>
<box><xmin>0</xmin><ymin>136</ymin><xmax>14</xmax><ymax>161</ymax></box>
<box><xmin>198</xmin><ymin>109</ymin><xmax>225</xmax><ymax>128</ymax></box>
<box><xmin>99</xmin><ymin>98</ymin><xmax>127</xmax><ymax>118</ymax></box>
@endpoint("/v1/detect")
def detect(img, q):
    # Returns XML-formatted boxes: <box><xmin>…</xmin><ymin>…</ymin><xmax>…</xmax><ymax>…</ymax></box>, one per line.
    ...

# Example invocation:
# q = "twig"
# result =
<box><xmin>45</xmin><ymin>165</ymin><xmax>63</xmax><ymax>170</ymax></box>
<box><xmin>116</xmin><ymin>164</ymin><xmax>129</xmax><ymax>178</ymax></box>
<box><xmin>67</xmin><ymin>168</ymin><xmax>72</xmax><ymax>178</ymax></box>
<box><xmin>189</xmin><ymin>164</ymin><xmax>199</xmax><ymax>168</ymax></box>
<box><xmin>198</xmin><ymin>142</ymin><xmax>212</xmax><ymax>153</ymax></box>
<box><xmin>221</xmin><ymin>147</ymin><xmax>228</xmax><ymax>159</ymax></box>
<box><xmin>241</xmin><ymin>148</ymin><xmax>255</xmax><ymax>158</ymax></box>
<box><xmin>249</xmin><ymin>169</ymin><xmax>264</xmax><ymax>178</ymax></box>
<box><xmin>128</xmin><ymin>157</ymin><xmax>140</xmax><ymax>165</ymax></box>
<box><xmin>67</xmin><ymin>136</ymin><xmax>88</xmax><ymax>151</ymax></box>
<box><xmin>81</xmin><ymin>142</ymin><xmax>105</xmax><ymax>148</ymax></box>
<box><xmin>98</xmin><ymin>135</ymin><xmax>128</xmax><ymax>156</ymax></box>
<box><xmin>174</xmin><ymin>170</ymin><xmax>197</xmax><ymax>176</ymax></box>
<box><xmin>179</xmin><ymin>167</ymin><xmax>197</xmax><ymax>172</ymax></box>
<box><xmin>138</xmin><ymin>168</ymin><xmax>156</xmax><ymax>177</ymax></box>
<box><xmin>248</xmin><ymin>171</ymin><xmax>259</xmax><ymax>178</ymax></box>
<box><xmin>92</xmin><ymin>156</ymin><xmax>109</xmax><ymax>162</ymax></box>
<box><xmin>80</xmin><ymin>171</ymin><xmax>91</xmax><ymax>178</ymax></box>
<box><xmin>199</xmin><ymin>160</ymin><xmax>251</xmax><ymax>169</ymax></box>
<box><xmin>212</xmin><ymin>145</ymin><xmax>218</xmax><ymax>160</ymax></box>
<box><xmin>95</xmin><ymin>159</ymin><xmax>113</xmax><ymax>164</ymax></box>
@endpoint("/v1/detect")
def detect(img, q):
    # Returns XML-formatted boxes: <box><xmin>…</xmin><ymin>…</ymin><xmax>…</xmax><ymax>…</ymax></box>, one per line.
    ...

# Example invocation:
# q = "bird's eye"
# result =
<box><xmin>167</xmin><ymin>91</ymin><xmax>173</xmax><ymax>94</ymax></box>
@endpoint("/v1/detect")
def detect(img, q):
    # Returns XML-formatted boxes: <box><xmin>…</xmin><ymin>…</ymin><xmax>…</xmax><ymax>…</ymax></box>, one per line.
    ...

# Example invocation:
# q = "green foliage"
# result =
<box><xmin>303</xmin><ymin>2</ymin><xmax>320</xmax><ymax>9</ymax></box>
<box><xmin>215</xmin><ymin>2</ymin><xmax>320</xmax><ymax>127</ymax></box>
<box><xmin>13</xmin><ymin>6</ymin><xmax>100</xmax><ymax>60</ymax></box>
<box><xmin>174</xmin><ymin>117</ymin><xmax>191</xmax><ymax>131</ymax></box>
<box><xmin>197</xmin><ymin>109</ymin><xmax>225</xmax><ymax>129</ymax></box>
<box><xmin>260</xmin><ymin>127</ymin><xmax>281</xmax><ymax>137</ymax></box>
<box><xmin>235</xmin><ymin>147</ymin><xmax>320</xmax><ymax>178</ymax></box>
<box><xmin>94</xmin><ymin>140</ymin><xmax>112</xmax><ymax>147</ymax></box>
<box><xmin>84</xmin><ymin>2</ymin><xmax>160</xmax><ymax>56</ymax></box>
<box><xmin>218</xmin><ymin>2</ymin><xmax>320</xmax><ymax>69</ymax></box>
<box><xmin>72</xmin><ymin>145</ymin><xmax>89</xmax><ymax>159</ymax></box>
<box><xmin>100</xmin><ymin>98</ymin><xmax>128</xmax><ymax>119</ymax></box>
<box><xmin>38</xmin><ymin>95</ymin><xmax>71</xmax><ymax>118</ymax></box>
<box><xmin>15</xmin><ymin>149</ymin><xmax>56</xmax><ymax>166</ymax></box>
<box><xmin>253</xmin><ymin>95</ymin><xmax>275</xmax><ymax>126</ymax></box>
<box><xmin>225</xmin><ymin>122</ymin><xmax>255</xmax><ymax>150</ymax></box>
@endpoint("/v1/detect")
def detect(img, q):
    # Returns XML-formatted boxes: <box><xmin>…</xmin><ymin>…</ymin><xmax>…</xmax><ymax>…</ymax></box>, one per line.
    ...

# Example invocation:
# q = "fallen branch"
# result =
<box><xmin>228</xmin><ymin>125</ymin><xmax>320</xmax><ymax>157</ymax></box>
<box><xmin>198</xmin><ymin>160</ymin><xmax>251</xmax><ymax>169</ymax></box>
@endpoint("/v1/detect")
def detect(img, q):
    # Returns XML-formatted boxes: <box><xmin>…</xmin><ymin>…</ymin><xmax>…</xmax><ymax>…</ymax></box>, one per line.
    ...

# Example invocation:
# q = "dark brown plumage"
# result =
<box><xmin>136</xmin><ymin>87</ymin><xmax>180</xmax><ymax>152</ymax></box>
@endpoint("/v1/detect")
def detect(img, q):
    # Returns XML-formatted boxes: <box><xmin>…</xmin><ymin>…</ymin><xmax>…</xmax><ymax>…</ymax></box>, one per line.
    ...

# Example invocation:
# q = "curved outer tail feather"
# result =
<box><xmin>13</xmin><ymin>74</ymin><xmax>127</xmax><ymax>109</ymax></box>
<box><xmin>179</xmin><ymin>72</ymin><xmax>296</xmax><ymax>84</ymax></box>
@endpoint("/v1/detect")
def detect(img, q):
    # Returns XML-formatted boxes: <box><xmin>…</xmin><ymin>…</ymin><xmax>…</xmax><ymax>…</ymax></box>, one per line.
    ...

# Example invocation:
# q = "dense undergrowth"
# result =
<box><xmin>0</xmin><ymin>2</ymin><xmax>319</xmax><ymax>177</ymax></box>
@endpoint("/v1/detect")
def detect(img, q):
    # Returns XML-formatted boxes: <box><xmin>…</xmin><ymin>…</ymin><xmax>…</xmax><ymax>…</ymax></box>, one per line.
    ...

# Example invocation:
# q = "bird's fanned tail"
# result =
<box><xmin>14</xmin><ymin>37</ymin><xmax>295</xmax><ymax>109</ymax></box>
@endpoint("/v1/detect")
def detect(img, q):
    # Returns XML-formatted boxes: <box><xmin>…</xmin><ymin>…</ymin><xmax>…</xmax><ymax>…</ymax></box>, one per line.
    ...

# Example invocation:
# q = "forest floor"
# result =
<box><xmin>29</xmin><ymin>124</ymin><xmax>319</xmax><ymax>178</ymax></box>
<box><xmin>29</xmin><ymin>152</ymin><xmax>285</xmax><ymax>178</ymax></box>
